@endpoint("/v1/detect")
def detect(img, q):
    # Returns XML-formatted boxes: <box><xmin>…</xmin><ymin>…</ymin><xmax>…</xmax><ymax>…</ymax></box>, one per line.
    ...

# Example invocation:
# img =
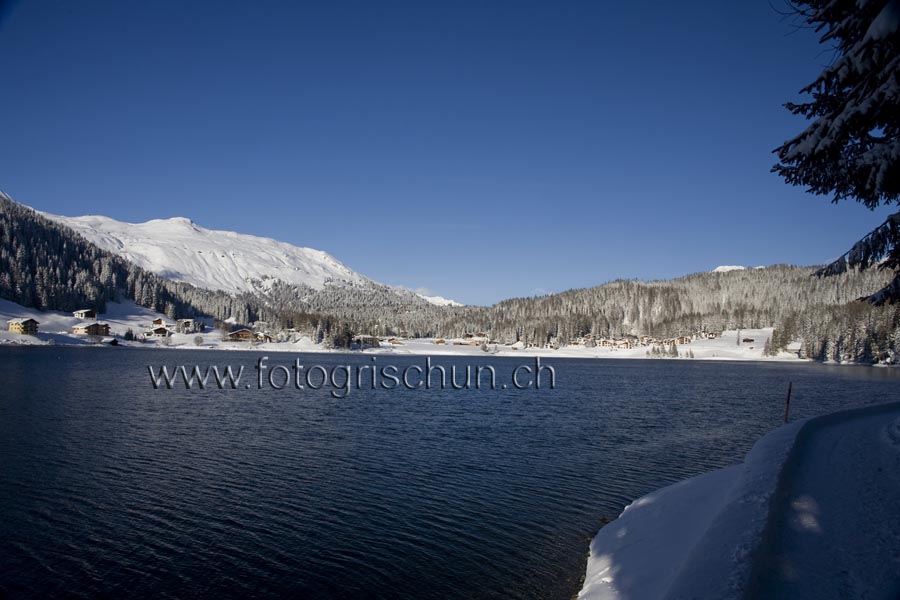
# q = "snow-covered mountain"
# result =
<box><xmin>42</xmin><ymin>212</ymin><xmax>365</xmax><ymax>294</ymax></box>
<box><xmin>712</xmin><ymin>265</ymin><xmax>766</xmax><ymax>273</ymax></box>
<box><xmin>40</xmin><ymin>211</ymin><xmax>461</xmax><ymax>306</ymax></box>
<box><xmin>712</xmin><ymin>265</ymin><xmax>747</xmax><ymax>273</ymax></box>
<box><xmin>416</xmin><ymin>293</ymin><xmax>463</xmax><ymax>307</ymax></box>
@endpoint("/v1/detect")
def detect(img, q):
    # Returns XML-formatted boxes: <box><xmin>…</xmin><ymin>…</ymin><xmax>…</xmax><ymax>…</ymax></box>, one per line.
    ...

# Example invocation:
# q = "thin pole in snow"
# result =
<box><xmin>784</xmin><ymin>381</ymin><xmax>792</xmax><ymax>424</ymax></box>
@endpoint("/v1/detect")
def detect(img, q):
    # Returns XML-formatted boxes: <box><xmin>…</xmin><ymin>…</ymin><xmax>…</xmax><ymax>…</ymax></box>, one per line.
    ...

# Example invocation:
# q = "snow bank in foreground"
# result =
<box><xmin>578</xmin><ymin>466</ymin><xmax>742</xmax><ymax>600</ymax></box>
<box><xmin>579</xmin><ymin>401</ymin><xmax>900</xmax><ymax>600</ymax></box>
<box><xmin>579</xmin><ymin>419</ymin><xmax>804</xmax><ymax>600</ymax></box>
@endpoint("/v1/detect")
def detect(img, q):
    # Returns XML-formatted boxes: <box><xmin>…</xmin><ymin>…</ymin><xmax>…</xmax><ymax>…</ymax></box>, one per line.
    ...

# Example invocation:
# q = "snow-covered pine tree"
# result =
<box><xmin>774</xmin><ymin>0</ymin><xmax>900</xmax><ymax>302</ymax></box>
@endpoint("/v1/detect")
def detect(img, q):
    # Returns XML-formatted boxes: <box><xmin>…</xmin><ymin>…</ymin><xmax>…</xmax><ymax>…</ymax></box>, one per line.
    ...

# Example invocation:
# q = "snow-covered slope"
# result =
<box><xmin>0</xmin><ymin>297</ymin><xmax>171</xmax><ymax>346</ymax></box>
<box><xmin>41</xmin><ymin>212</ymin><xmax>368</xmax><ymax>294</ymax></box>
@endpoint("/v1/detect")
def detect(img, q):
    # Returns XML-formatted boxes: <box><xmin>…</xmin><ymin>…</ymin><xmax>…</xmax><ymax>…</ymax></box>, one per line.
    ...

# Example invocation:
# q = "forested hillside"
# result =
<box><xmin>0</xmin><ymin>194</ymin><xmax>272</xmax><ymax>324</ymax></box>
<box><xmin>481</xmin><ymin>266</ymin><xmax>892</xmax><ymax>343</ymax></box>
<box><xmin>263</xmin><ymin>260</ymin><xmax>899</xmax><ymax>364</ymax></box>
<box><xmin>0</xmin><ymin>193</ymin><xmax>444</xmax><ymax>340</ymax></box>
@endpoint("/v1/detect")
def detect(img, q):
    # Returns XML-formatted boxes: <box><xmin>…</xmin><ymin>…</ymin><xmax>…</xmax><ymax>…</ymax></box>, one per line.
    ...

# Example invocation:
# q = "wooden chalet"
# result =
<box><xmin>227</xmin><ymin>329</ymin><xmax>256</xmax><ymax>342</ymax></box>
<box><xmin>7</xmin><ymin>318</ymin><xmax>39</xmax><ymax>335</ymax></box>
<box><xmin>73</xmin><ymin>322</ymin><xmax>110</xmax><ymax>336</ymax></box>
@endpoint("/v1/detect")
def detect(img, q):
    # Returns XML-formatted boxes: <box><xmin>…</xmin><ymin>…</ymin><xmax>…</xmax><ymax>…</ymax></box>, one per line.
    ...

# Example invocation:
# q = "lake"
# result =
<box><xmin>1</xmin><ymin>347</ymin><xmax>898</xmax><ymax>599</ymax></box>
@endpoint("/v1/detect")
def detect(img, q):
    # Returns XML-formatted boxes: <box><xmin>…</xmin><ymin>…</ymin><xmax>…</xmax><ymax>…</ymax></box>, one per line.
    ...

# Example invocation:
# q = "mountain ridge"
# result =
<box><xmin>39</xmin><ymin>209</ymin><xmax>462</xmax><ymax>306</ymax></box>
<box><xmin>39</xmin><ymin>211</ymin><xmax>366</xmax><ymax>293</ymax></box>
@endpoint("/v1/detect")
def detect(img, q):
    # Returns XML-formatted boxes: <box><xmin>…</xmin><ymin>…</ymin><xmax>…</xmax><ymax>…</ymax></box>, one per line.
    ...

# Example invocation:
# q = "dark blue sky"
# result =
<box><xmin>0</xmin><ymin>1</ymin><xmax>892</xmax><ymax>305</ymax></box>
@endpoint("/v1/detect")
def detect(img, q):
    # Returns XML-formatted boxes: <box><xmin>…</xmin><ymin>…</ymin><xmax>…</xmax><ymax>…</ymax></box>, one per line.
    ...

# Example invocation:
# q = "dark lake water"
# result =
<box><xmin>1</xmin><ymin>347</ymin><xmax>898</xmax><ymax>599</ymax></box>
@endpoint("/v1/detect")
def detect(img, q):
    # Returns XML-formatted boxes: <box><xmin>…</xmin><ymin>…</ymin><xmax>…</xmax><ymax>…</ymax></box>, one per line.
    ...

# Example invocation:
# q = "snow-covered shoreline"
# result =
<box><xmin>578</xmin><ymin>401</ymin><xmax>900</xmax><ymax>600</ymax></box>
<box><xmin>0</xmin><ymin>298</ymin><xmax>812</xmax><ymax>362</ymax></box>
<box><xmin>3</xmin><ymin>298</ymin><xmax>894</xmax><ymax>366</ymax></box>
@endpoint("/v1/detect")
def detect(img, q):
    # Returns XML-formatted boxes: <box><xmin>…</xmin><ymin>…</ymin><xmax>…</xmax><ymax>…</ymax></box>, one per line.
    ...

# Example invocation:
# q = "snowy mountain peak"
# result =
<box><xmin>158</xmin><ymin>216</ymin><xmax>197</xmax><ymax>228</ymax></box>
<box><xmin>416</xmin><ymin>293</ymin><xmax>464</xmax><ymax>307</ymax></box>
<box><xmin>712</xmin><ymin>265</ymin><xmax>747</xmax><ymax>273</ymax></box>
<box><xmin>41</xmin><ymin>211</ymin><xmax>368</xmax><ymax>294</ymax></box>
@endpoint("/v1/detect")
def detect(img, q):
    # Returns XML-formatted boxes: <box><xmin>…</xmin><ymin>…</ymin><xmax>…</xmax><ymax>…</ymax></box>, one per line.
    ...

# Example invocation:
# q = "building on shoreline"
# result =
<box><xmin>73</xmin><ymin>322</ymin><xmax>110</xmax><ymax>336</ymax></box>
<box><xmin>7</xmin><ymin>318</ymin><xmax>39</xmax><ymax>335</ymax></box>
<box><xmin>176</xmin><ymin>318</ymin><xmax>202</xmax><ymax>334</ymax></box>
<box><xmin>226</xmin><ymin>328</ymin><xmax>256</xmax><ymax>342</ymax></box>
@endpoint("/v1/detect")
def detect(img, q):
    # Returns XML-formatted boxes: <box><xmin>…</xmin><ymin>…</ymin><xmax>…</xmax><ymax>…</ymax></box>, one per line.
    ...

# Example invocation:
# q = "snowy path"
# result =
<box><xmin>748</xmin><ymin>403</ymin><xmax>900</xmax><ymax>599</ymax></box>
<box><xmin>578</xmin><ymin>402</ymin><xmax>900</xmax><ymax>600</ymax></box>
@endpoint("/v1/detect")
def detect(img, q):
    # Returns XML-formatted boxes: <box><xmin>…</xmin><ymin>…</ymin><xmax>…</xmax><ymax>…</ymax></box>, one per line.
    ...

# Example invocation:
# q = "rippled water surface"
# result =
<box><xmin>1</xmin><ymin>347</ymin><xmax>898</xmax><ymax>599</ymax></box>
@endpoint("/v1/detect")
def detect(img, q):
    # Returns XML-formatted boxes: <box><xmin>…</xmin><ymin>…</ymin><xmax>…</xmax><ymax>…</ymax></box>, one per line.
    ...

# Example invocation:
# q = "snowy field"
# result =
<box><xmin>578</xmin><ymin>401</ymin><xmax>900</xmax><ymax>600</ymax></box>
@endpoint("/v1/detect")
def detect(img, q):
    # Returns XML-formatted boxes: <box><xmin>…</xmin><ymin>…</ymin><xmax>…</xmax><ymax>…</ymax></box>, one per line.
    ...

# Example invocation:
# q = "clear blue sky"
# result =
<box><xmin>0</xmin><ymin>1</ymin><xmax>893</xmax><ymax>305</ymax></box>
